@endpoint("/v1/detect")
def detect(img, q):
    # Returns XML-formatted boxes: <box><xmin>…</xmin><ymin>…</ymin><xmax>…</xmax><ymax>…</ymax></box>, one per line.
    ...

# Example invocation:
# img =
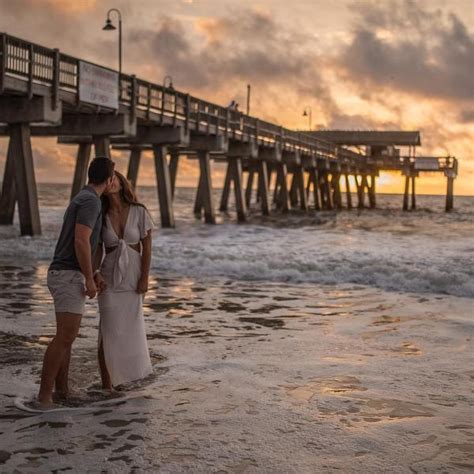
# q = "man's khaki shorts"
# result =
<box><xmin>47</xmin><ymin>269</ymin><xmax>86</xmax><ymax>315</ymax></box>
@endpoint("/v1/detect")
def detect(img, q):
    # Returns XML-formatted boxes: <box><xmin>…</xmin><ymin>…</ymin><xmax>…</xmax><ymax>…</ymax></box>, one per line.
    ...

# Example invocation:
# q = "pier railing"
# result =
<box><xmin>0</xmin><ymin>32</ymin><xmax>362</xmax><ymax>165</ymax></box>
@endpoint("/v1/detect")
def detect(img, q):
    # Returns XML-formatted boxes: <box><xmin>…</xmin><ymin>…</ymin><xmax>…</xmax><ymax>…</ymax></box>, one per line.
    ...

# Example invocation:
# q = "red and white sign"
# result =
<box><xmin>79</xmin><ymin>61</ymin><xmax>119</xmax><ymax>109</ymax></box>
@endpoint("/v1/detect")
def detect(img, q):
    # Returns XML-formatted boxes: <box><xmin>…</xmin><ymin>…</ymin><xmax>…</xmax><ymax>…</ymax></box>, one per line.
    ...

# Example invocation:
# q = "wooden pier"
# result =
<box><xmin>0</xmin><ymin>33</ymin><xmax>458</xmax><ymax>236</ymax></box>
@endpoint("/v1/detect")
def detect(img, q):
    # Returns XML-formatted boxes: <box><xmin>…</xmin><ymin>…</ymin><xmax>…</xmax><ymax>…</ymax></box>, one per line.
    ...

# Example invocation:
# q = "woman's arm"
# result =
<box><xmin>137</xmin><ymin>231</ymin><xmax>152</xmax><ymax>294</ymax></box>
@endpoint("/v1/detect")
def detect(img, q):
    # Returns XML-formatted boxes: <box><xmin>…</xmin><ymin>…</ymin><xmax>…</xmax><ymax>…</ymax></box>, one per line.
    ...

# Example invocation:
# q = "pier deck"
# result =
<box><xmin>0</xmin><ymin>33</ymin><xmax>458</xmax><ymax>235</ymax></box>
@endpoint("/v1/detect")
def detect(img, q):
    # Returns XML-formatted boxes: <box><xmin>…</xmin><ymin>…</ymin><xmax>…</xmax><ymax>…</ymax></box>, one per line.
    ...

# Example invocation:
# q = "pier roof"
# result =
<box><xmin>305</xmin><ymin>131</ymin><xmax>421</xmax><ymax>147</ymax></box>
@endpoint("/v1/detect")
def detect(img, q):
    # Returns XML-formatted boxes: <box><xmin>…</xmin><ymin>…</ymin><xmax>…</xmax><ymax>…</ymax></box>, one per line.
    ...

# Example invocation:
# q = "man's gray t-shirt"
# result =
<box><xmin>49</xmin><ymin>185</ymin><xmax>102</xmax><ymax>272</ymax></box>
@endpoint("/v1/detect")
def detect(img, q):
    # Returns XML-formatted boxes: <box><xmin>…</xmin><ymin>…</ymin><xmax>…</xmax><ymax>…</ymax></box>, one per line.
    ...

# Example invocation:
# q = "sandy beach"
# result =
<box><xmin>0</xmin><ymin>188</ymin><xmax>473</xmax><ymax>472</ymax></box>
<box><xmin>0</xmin><ymin>265</ymin><xmax>473</xmax><ymax>472</ymax></box>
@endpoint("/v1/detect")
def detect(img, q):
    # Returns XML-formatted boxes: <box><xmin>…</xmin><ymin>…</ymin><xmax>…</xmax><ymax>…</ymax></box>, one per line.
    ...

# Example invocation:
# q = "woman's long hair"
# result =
<box><xmin>101</xmin><ymin>171</ymin><xmax>151</xmax><ymax>226</ymax></box>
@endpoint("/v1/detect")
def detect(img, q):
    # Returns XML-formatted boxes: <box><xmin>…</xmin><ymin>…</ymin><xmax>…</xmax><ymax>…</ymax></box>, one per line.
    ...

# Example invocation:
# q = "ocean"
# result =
<box><xmin>0</xmin><ymin>184</ymin><xmax>473</xmax><ymax>472</ymax></box>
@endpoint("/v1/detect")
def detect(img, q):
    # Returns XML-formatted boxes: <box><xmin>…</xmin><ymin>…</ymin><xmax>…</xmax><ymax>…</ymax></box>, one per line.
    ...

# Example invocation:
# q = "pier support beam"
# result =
<box><xmin>0</xmin><ymin>138</ymin><xmax>16</xmax><ymax>225</ymax></box>
<box><xmin>230</xmin><ymin>158</ymin><xmax>247</xmax><ymax>222</ymax></box>
<box><xmin>219</xmin><ymin>163</ymin><xmax>232</xmax><ymax>212</ymax></box>
<box><xmin>274</xmin><ymin>163</ymin><xmax>290</xmax><ymax>212</ymax></box>
<box><xmin>403</xmin><ymin>170</ymin><xmax>418</xmax><ymax>211</ymax></box>
<box><xmin>356</xmin><ymin>175</ymin><xmax>365</xmax><ymax>209</ymax></box>
<box><xmin>218</xmin><ymin>158</ymin><xmax>247</xmax><ymax>221</ymax></box>
<box><xmin>70</xmin><ymin>143</ymin><xmax>92</xmax><ymax>200</ymax></box>
<box><xmin>411</xmin><ymin>176</ymin><xmax>416</xmax><ymax>210</ymax></box>
<box><xmin>368</xmin><ymin>175</ymin><xmax>376</xmax><ymax>209</ymax></box>
<box><xmin>321</xmin><ymin>173</ymin><xmax>333</xmax><ymax>210</ymax></box>
<box><xmin>93</xmin><ymin>136</ymin><xmax>111</xmax><ymax>158</ymax></box>
<box><xmin>294</xmin><ymin>167</ymin><xmax>308</xmax><ymax>210</ymax></box>
<box><xmin>245</xmin><ymin>167</ymin><xmax>255</xmax><ymax>208</ymax></box>
<box><xmin>331</xmin><ymin>173</ymin><xmax>342</xmax><ymax>209</ymax></box>
<box><xmin>257</xmin><ymin>160</ymin><xmax>270</xmax><ymax>216</ymax></box>
<box><xmin>127</xmin><ymin>147</ymin><xmax>142</xmax><ymax>190</ymax></box>
<box><xmin>345</xmin><ymin>174</ymin><xmax>352</xmax><ymax>209</ymax></box>
<box><xmin>195</xmin><ymin>151</ymin><xmax>216</xmax><ymax>224</ymax></box>
<box><xmin>403</xmin><ymin>176</ymin><xmax>410</xmax><ymax>211</ymax></box>
<box><xmin>446</xmin><ymin>177</ymin><xmax>454</xmax><ymax>212</ymax></box>
<box><xmin>306</xmin><ymin>169</ymin><xmax>320</xmax><ymax>210</ymax></box>
<box><xmin>11</xmin><ymin>124</ymin><xmax>41</xmax><ymax>235</ymax></box>
<box><xmin>289</xmin><ymin>173</ymin><xmax>298</xmax><ymax>208</ymax></box>
<box><xmin>153</xmin><ymin>145</ymin><xmax>175</xmax><ymax>228</ymax></box>
<box><xmin>318</xmin><ymin>173</ymin><xmax>326</xmax><ymax>209</ymax></box>
<box><xmin>169</xmin><ymin>150</ymin><xmax>180</xmax><ymax>198</ymax></box>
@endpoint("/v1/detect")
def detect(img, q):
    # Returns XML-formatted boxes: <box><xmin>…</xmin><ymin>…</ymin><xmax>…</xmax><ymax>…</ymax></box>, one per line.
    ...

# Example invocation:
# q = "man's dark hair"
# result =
<box><xmin>88</xmin><ymin>157</ymin><xmax>115</xmax><ymax>185</ymax></box>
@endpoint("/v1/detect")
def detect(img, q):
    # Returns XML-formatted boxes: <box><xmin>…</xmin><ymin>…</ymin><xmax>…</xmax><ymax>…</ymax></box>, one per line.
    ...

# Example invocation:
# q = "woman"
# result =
<box><xmin>93</xmin><ymin>171</ymin><xmax>154</xmax><ymax>391</ymax></box>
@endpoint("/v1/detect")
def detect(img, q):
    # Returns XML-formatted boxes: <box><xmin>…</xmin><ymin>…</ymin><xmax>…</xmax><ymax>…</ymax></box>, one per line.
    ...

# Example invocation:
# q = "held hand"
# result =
<box><xmin>85</xmin><ymin>277</ymin><xmax>97</xmax><ymax>299</ymax></box>
<box><xmin>136</xmin><ymin>275</ymin><xmax>149</xmax><ymax>294</ymax></box>
<box><xmin>94</xmin><ymin>272</ymin><xmax>107</xmax><ymax>295</ymax></box>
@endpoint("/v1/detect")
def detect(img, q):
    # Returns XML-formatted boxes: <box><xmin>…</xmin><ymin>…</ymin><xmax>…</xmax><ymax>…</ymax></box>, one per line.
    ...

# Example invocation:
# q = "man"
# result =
<box><xmin>37</xmin><ymin>157</ymin><xmax>115</xmax><ymax>408</ymax></box>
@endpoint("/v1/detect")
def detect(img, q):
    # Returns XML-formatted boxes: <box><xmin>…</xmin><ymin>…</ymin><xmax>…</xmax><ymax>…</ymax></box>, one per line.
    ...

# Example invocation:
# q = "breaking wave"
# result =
<box><xmin>0</xmin><ymin>185</ymin><xmax>472</xmax><ymax>298</ymax></box>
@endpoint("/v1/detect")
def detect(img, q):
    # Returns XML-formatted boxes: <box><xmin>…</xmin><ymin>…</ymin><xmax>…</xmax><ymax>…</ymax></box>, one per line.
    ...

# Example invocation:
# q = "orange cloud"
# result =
<box><xmin>33</xmin><ymin>0</ymin><xmax>97</xmax><ymax>13</ymax></box>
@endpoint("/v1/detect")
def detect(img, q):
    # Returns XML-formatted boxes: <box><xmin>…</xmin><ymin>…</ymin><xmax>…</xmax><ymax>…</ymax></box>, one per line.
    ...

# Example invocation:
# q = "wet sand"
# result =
<box><xmin>0</xmin><ymin>264</ymin><xmax>473</xmax><ymax>472</ymax></box>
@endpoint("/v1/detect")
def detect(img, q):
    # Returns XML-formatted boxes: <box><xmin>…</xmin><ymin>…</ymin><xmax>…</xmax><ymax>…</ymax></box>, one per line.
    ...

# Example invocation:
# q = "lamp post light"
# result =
<box><xmin>102</xmin><ymin>8</ymin><xmax>122</xmax><ymax>76</ymax></box>
<box><xmin>163</xmin><ymin>75</ymin><xmax>174</xmax><ymax>90</ymax></box>
<box><xmin>303</xmin><ymin>106</ymin><xmax>312</xmax><ymax>130</ymax></box>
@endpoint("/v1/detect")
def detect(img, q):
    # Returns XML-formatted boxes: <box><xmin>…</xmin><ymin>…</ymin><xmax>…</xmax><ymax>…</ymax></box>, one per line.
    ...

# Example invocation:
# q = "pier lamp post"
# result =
<box><xmin>162</xmin><ymin>75</ymin><xmax>174</xmax><ymax>111</ymax></box>
<box><xmin>303</xmin><ymin>106</ymin><xmax>312</xmax><ymax>130</ymax></box>
<box><xmin>102</xmin><ymin>8</ymin><xmax>123</xmax><ymax>76</ymax></box>
<box><xmin>246</xmin><ymin>84</ymin><xmax>251</xmax><ymax>115</ymax></box>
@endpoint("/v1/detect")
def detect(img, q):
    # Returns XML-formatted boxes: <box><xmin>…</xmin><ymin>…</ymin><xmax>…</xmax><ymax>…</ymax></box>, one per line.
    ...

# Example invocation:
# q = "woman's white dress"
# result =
<box><xmin>98</xmin><ymin>204</ymin><xmax>154</xmax><ymax>386</ymax></box>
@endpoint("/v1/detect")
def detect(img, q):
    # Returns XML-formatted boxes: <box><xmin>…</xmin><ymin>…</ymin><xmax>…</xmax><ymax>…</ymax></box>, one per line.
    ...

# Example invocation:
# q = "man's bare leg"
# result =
<box><xmin>37</xmin><ymin>312</ymin><xmax>82</xmax><ymax>406</ymax></box>
<box><xmin>54</xmin><ymin>345</ymin><xmax>71</xmax><ymax>399</ymax></box>
<box><xmin>98</xmin><ymin>338</ymin><xmax>113</xmax><ymax>391</ymax></box>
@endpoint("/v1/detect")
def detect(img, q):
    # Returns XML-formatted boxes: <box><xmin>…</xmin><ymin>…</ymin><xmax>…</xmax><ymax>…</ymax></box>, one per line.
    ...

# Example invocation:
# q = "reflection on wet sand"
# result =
<box><xmin>0</xmin><ymin>265</ymin><xmax>473</xmax><ymax>471</ymax></box>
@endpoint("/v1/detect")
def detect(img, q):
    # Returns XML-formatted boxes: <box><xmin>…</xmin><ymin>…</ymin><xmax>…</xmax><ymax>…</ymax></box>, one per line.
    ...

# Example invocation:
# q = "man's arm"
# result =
<box><xmin>74</xmin><ymin>223</ymin><xmax>96</xmax><ymax>298</ymax></box>
<box><xmin>92</xmin><ymin>243</ymin><xmax>106</xmax><ymax>295</ymax></box>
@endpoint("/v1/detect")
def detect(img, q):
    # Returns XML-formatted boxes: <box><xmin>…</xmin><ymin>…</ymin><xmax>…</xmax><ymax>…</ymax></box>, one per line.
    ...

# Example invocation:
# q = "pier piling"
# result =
<box><xmin>153</xmin><ymin>145</ymin><xmax>175</xmax><ymax>228</ymax></box>
<box><xmin>169</xmin><ymin>150</ymin><xmax>180</xmax><ymax>198</ymax></box>
<box><xmin>345</xmin><ymin>174</ymin><xmax>352</xmax><ymax>209</ymax></box>
<box><xmin>71</xmin><ymin>143</ymin><xmax>92</xmax><ymax>199</ymax></box>
<box><xmin>446</xmin><ymin>176</ymin><xmax>454</xmax><ymax>212</ymax></box>
<box><xmin>197</xmin><ymin>151</ymin><xmax>216</xmax><ymax>224</ymax></box>
<box><xmin>257</xmin><ymin>160</ymin><xmax>270</xmax><ymax>216</ymax></box>
<box><xmin>11</xmin><ymin>124</ymin><xmax>41</xmax><ymax>235</ymax></box>
<box><xmin>0</xmin><ymin>138</ymin><xmax>16</xmax><ymax>225</ymax></box>
<box><xmin>219</xmin><ymin>163</ymin><xmax>232</xmax><ymax>212</ymax></box>
<box><xmin>245</xmin><ymin>167</ymin><xmax>255</xmax><ymax>208</ymax></box>
<box><xmin>411</xmin><ymin>176</ymin><xmax>416</xmax><ymax>210</ymax></box>
<box><xmin>126</xmin><ymin>147</ymin><xmax>142</xmax><ymax>190</ymax></box>
<box><xmin>229</xmin><ymin>157</ymin><xmax>247</xmax><ymax>222</ymax></box>
<box><xmin>403</xmin><ymin>176</ymin><xmax>410</xmax><ymax>211</ymax></box>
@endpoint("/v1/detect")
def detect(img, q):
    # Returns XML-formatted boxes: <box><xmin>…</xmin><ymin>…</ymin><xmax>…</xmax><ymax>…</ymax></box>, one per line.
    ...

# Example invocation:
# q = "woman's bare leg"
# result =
<box><xmin>98</xmin><ymin>338</ymin><xmax>113</xmax><ymax>391</ymax></box>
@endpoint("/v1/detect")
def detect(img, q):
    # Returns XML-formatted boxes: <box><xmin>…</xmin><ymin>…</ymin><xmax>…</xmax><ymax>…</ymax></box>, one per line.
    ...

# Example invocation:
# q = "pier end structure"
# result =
<box><xmin>307</xmin><ymin>130</ymin><xmax>458</xmax><ymax>211</ymax></box>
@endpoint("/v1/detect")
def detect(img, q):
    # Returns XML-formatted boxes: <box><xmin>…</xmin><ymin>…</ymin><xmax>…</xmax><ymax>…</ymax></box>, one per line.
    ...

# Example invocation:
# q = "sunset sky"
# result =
<box><xmin>0</xmin><ymin>0</ymin><xmax>473</xmax><ymax>195</ymax></box>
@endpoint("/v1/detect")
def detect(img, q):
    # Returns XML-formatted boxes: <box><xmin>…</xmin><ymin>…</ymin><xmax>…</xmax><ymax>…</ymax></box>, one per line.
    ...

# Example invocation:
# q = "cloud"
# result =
<box><xmin>127</xmin><ymin>8</ymin><xmax>337</xmax><ymax>111</ymax></box>
<box><xmin>0</xmin><ymin>0</ymin><xmax>472</xmax><ymax>195</ymax></box>
<box><xmin>337</xmin><ymin>0</ymin><xmax>474</xmax><ymax>102</ymax></box>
